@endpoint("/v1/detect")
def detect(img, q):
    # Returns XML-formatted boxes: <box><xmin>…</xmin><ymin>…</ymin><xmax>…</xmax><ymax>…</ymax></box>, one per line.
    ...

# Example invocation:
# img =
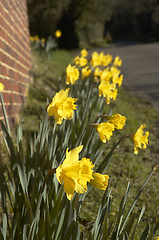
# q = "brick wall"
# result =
<box><xmin>0</xmin><ymin>0</ymin><xmax>32</xmax><ymax>126</ymax></box>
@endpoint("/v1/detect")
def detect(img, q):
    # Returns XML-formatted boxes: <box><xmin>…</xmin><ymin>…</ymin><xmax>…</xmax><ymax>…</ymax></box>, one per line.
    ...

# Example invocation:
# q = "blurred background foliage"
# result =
<box><xmin>27</xmin><ymin>0</ymin><xmax>159</xmax><ymax>49</ymax></box>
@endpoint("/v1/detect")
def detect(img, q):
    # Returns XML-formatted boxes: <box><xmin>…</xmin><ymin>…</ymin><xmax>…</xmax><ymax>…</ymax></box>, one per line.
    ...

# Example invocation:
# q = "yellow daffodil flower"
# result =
<box><xmin>90</xmin><ymin>52</ymin><xmax>101</xmax><ymax>67</ymax></box>
<box><xmin>78</xmin><ymin>57</ymin><xmax>87</xmax><ymax>67</ymax></box>
<box><xmin>81</xmin><ymin>49</ymin><xmax>88</xmax><ymax>58</ymax></box>
<box><xmin>95</xmin><ymin>122</ymin><xmax>115</xmax><ymax>143</ymax></box>
<box><xmin>113</xmin><ymin>56</ymin><xmax>122</xmax><ymax>66</ymax></box>
<box><xmin>132</xmin><ymin>124</ymin><xmax>149</xmax><ymax>155</ymax></box>
<box><xmin>100</xmin><ymin>68</ymin><xmax>112</xmax><ymax>82</ymax></box>
<box><xmin>66</xmin><ymin>64</ymin><xmax>79</xmax><ymax>85</ymax></box>
<box><xmin>55</xmin><ymin>30</ymin><xmax>62</xmax><ymax>38</ymax></box>
<box><xmin>73</xmin><ymin>55</ymin><xmax>80</xmax><ymax>65</ymax></box>
<box><xmin>56</xmin><ymin>145</ymin><xmax>109</xmax><ymax>200</ymax></box>
<box><xmin>94</xmin><ymin>67</ymin><xmax>102</xmax><ymax>78</ymax></box>
<box><xmin>0</xmin><ymin>83</ymin><xmax>4</xmax><ymax>91</ymax></box>
<box><xmin>30</xmin><ymin>36</ymin><xmax>34</xmax><ymax>42</ymax></box>
<box><xmin>98</xmin><ymin>81</ymin><xmax>117</xmax><ymax>104</ymax></box>
<box><xmin>90</xmin><ymin>173</ymin><xmax>109</xmax><ymax>190</ymax></box>
<box><xmin>34</xmin><ymin>35</ymin><xmax>39</xmax><ymax>41</ymax></box>
<box><xmin>110</xmin><ymin>66</ymin><xmax>121</xmax><ymax>78</ymax></box>
<box><xmin>112</xmin><ymin>74</ymin><xmax>123</xmax><ymax>87</ymax></box>
<box><xmin>107</xmin><ymin>114</ymin><xmax>126</xmax><ymax>129</ymax></box>
<box><xmin>82</xmin><ymin>66</ymin><xmax>92</xmax><ymax>79</ymax></box>
<box><xmin>47</xmin><ymin>88</ymin><xmax>77</xmax><ymax>124</ymax></box>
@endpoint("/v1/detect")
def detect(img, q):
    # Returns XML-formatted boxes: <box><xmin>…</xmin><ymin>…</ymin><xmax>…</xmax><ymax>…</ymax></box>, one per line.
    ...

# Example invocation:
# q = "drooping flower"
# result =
<box><xmin>66</xmin><ymin>64</ymin><xmax>79</xmax><ymax>85</ymax></box>
<box><xmin>95</xmin><ymin>122</ymin><xmax>115</xmax><ymax>143</ymax></box>
<box><xmin>56</xmin><ymin>146</ymin><xmax>84</xmax><ymax>200</ymax></box>
<box><xmin>81</xmin><ymin>49</ymin><xmax>88</xmax><ymax>58</ymax></box>
<box><xmin>113</xmin><ymin>56</ymin><xmax>122</xmax><ymax>66</ymax></box>
<box><xmin>47</xmin><ymin>88</ymin><xmax>77</xmax><ymax>124</ymax></box>
<box><xmin>0</xmin><ymin>83</ymin><xmax>4</xmax><ymax>92</ymax></box>
<box><xmin>98</xmin><ymin>81</ymin><xmax>117</xmax><ymax>104</ymax></box>
<box><xmin>89</xmin><ymin>173</ymin><xmax>109</xmax><ymax>190</ymax></box>
<box><xmin>55</xmin><ymin>30</ymin><xmax>62</xmax><ymax>38</ymax></box>
<box><xmin>55</xmin><ymin>145</ymin><xmax>109</xmax><ymax>200</ymax></box>
<box><xmin>132</xmin><ymin>124</ymin><xmax>149</xmax><ymax>155</ymax></box>
<box><xmin>107</xmin><ymin>114</ymin><xmax>126</xmax><ymax>130</ymax></box>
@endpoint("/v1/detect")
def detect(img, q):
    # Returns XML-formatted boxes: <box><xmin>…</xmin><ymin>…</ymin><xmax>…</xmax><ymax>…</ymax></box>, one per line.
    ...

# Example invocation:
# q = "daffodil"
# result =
<box><xmin>98</xmin><ymin>81</ymin><xmax>117</xmax><ymax>104</ymax></box>
<box><xmin>110</xmin><ymin>66</ymin><xmax>121</xmax><ymax>78</ymax></box>
<box><xmin>66</xmin><ymin>64</ymin><xmax>79</xmax><ymax>85</ymax></box>
<box><xmin>113</xmin><ymin>56</ymin><xmax>122</xmax><ymax>66</ymax></box>
<box><xmin>90</xmin><ymin>173</ymin><xmax>109</xmax><ymax>190</ymax></box>
<box><xmin>0</xmin><ymin>83</ymin><xmax>4</xmax><ymax>91</ymax></box>
<box><xmin>90</xmin><ymin>52</ymin><xmax>101</xmax><ymax>67</ymax></box>
<box><xmin>55</xmin><ymin>30</ymin><xmax>62</xmax><ymax>38</ymax></box>
<box><xmin>94</xmin><ymin>67</ymin><xmax>102</xmax><ymax>79</ymax></box>
<box><xmin>55</xmin><ymin>145</ymin><xmax>109</xmax><ymax>200</ymax></box>
<box><xmin>81</xmin><ymin>49</ymin><xmax>88</xmax><ymax>58</ymax></box>
<box><xmin>107</xmin><ymin>114</ymin><xmax>126</xmax><ymax>129</ymax></box>
<box><xmin>95</xmin><ymin>122</ymin><xmax>115</xmax><ymax>143</ymax></box>
<box><xmin>132</xmin><ymin>124</ymin><xmax>149</xmax><ymax>155</ymax></box>
<box><xmin>112</xmin><ymin>74</ymin><xmax>123</xmax><ymax>87</ymax></box>
<box><xmin>34</xmin><ymin>35</ymin><xmax>39</xmax><ymax>41</ymax></box>
<box><xmin>78</xmin><ymin>57</ymin><xmax>87</xmax><ymax>67</ymax></box>
<box><xmin>100</xmin><ymin>68</ymin><xmax>112</xmax><ymax>82</ymax></box>
<box><xmin>73</xmin><ymin>55</ymin><xmax>80</xmax><ymax>65</ymax></box>
<box><xmin>47</xmin><ymin>88</ymin><xmax>77</xmax><ymax>124</ymax></box>
<box><xmin>30</xmin><ymin>36</ymin><xmax>34</xmax><ymax>42</ymax></box>
<box><xmin>82</xmin><ymin>66</ymin><xmax>91</xmax><ymax>79</ymax></box>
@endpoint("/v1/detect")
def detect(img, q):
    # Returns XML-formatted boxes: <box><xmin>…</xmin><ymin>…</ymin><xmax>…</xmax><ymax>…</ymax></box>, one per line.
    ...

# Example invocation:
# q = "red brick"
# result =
<box><xmin>0</xmin><ymin>0</ymin><xmax>32</xmax><ymax>126</ymax></box>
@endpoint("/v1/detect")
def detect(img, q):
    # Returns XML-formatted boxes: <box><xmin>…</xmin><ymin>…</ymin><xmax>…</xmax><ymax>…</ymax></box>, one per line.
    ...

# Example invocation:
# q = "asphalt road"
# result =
<box><xmin>102</xmin><ymin>42</ymin><xmax>159</xmax><ymax>110</ymax></box>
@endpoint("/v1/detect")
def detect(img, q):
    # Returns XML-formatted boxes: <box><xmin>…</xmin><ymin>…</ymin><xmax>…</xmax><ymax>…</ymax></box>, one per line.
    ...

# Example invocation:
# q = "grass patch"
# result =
<box><xmin>19</xmin><ymin>48</ymin><xmax>159</xmax><ymax>237</ymax></box>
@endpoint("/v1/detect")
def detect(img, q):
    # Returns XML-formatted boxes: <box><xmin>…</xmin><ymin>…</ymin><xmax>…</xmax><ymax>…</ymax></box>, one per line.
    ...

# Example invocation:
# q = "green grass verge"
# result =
<box><xmin>20</xmin><ymin>48</ymin><xmax>159</xmax><ymax>238</ymax></box>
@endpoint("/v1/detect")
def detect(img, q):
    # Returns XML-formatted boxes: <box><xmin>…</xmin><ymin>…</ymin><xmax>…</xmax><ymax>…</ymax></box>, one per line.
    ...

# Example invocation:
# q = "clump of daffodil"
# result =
<box><xmin>0</xmin><ymin>82</ymin><xmax>4</xmax><ymax>91</ymax></box>
<box><xmin>54</xmin><ymin>145</ymin><xmax>109</xmax><ymax>200</ymax></box>
<box><xmin>55</xmin><ymin>30</ymin><xmax>62</xmax><ymax>38</ymax></box>
<box><xmin>98</xmin><ymin>81</ymin><xmax>118</xmax><ymax>104</ymax></box>
<box><xmin>113</xmin><ymin>56</ymin><xmax>122</xmax><ymax>66</ymax></box>
<box><xmin>90</xmin><ymin>114</ymin><xmax>126</xmax><ymax>143</ymax></box>
<box><xmin>47</xmin><ymin>88</ymin><xmax>77</xmax><ymax>124</ymax></box>
<box><xmin>66</xmin><ymin>64</ymin><xmax>79</xmax><ymax>85</ymax></box>
<box><xmin>90</xmin><ymin>52</ymin><xmax>113</xmax><ymax>67</ymax></box>
<box><xmin>132</xmin><ymin>124</ymin><xmax>149</xmax><ymax>155</ymax></box>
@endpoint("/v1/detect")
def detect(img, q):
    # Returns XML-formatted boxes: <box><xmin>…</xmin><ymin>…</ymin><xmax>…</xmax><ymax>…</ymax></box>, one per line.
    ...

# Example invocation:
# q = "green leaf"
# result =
<box><xmin>140</xmin><ymin>225</ymin><xmax>149</xmax><ymax>240</ymax></box>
